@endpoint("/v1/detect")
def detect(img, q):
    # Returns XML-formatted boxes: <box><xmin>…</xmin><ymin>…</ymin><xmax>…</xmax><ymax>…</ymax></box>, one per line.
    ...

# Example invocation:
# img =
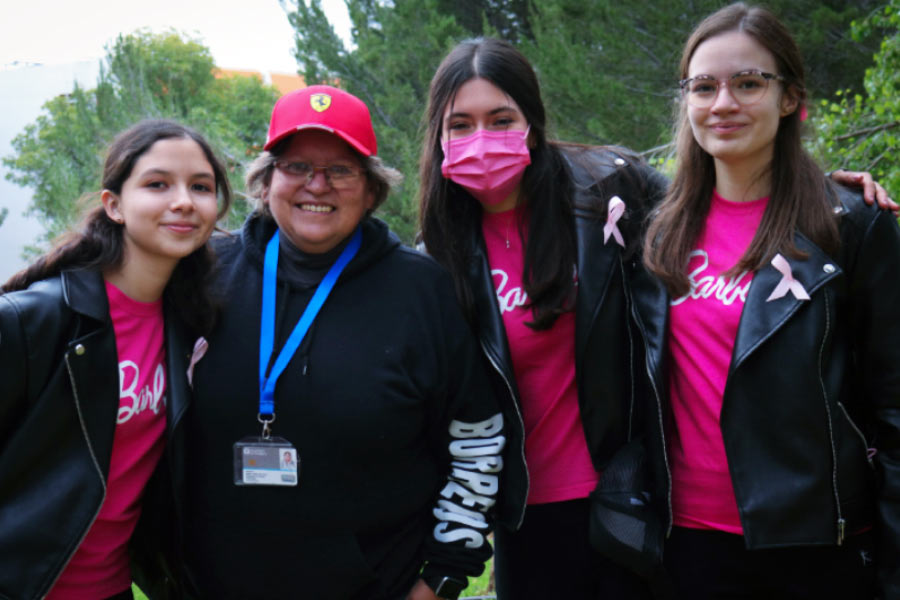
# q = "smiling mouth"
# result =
<box><xmin>299</xmin><ymin>204</ymin><xmax>335</xmax><ymax>213</ymax></box>
<box><xmin>711</xmin><ymin>123</ymin><xmax>744</xmax><ymax>132</ymax></box>
<box><xmin>164</xmin><ymin>224</ymin><xmax>198</xmax><ymax>233</ymax></box>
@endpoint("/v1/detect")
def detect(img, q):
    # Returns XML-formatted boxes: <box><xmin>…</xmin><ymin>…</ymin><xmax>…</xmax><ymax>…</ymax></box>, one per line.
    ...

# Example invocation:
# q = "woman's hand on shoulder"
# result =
<box><xmin>830</xmin><ymin>169</ymin><xmax>897</xmax><ymax>215</ymax></box>
<box><xmin>406</xmin><ymin>578</ymin><xmax>441</xmax><ymax>600</ymax></box>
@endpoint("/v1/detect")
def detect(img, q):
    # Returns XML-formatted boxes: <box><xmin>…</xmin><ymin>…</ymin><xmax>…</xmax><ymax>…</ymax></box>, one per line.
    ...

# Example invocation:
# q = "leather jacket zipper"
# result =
<box><xmin>621</xmin><ymin>260</ymin><xmax>636</xmax><ymax>440</ymax></box>
<box><xmin>837</xmin><ymin>402</ymin><xmax>874</xmax><ymax>468</ymax></box>
<box><xmin>818</xmin><ymin>292</ymin><xmax>845</xmax><ymax>545</ymax></box>
<box><xmin>630</xmin><ymin>304</ymin><xmax>673</xmax><ymax>534</ymax></box>
<box><xmin>44</xmin><ymin>353</ymin><xmax>110</xmax><ymax>598</ymax></box>
<box><xmin>479</xmin><ymin>339</ymin><xmax>529</xmax><ymax>530</ymax></box>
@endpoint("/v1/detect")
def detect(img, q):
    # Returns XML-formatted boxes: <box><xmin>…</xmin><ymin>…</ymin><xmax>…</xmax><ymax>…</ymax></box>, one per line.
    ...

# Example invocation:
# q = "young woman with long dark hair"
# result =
<box><xmin>419</xmin><ymin>37</ymin><xmax>667</xmax><ymax>599</ymax></box>
<box><xmin>0</xmin><ymin>119</ymin><xmax>231</xmax><ymax>600</ymax></box>
<box><xmin>637</xmin><ymin>4</ymin><xmax>900</xmax><ymax>598</ymax></box>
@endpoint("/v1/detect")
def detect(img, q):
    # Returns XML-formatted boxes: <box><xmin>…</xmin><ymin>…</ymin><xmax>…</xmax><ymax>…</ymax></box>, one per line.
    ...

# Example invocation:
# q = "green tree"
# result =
<box><xmin>283</xmin><ymin>0</ymin><xmax>887</xmax><ymax>240</ymax></box>
<box><xmin>284</xmin><ymin>0</ymin><xmax>468</xmax><ymax>242</ymax></box>
<box><xmin>3</xmin><ymin>30</ymin><xmax>279</xmax><ymax>248</ymax></box>
<box><xmin>522</xmin><ymin>0</ymin><xmax>885</xmax><ymax>150</ymax></box>
<box><xmin>813</xmin><ymin>0</ymin><xmax>900</xmax><ymax>195</ymax></box>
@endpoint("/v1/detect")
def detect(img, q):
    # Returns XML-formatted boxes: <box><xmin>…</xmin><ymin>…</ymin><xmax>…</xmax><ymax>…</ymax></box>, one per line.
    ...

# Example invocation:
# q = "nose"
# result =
<box><xmin>304</xmin><ymin>168</ymin><xmax>331</xmax><ymax>193</ymax></box>
<box><xmin>710</xmin><ymin>82</ymin><xmax>739</xmax><ymax>112</ymax></box>
<box><xmin>170</xmin><ymin>184</ymin><xmax>196</xmax><ymax>211</ymax></box>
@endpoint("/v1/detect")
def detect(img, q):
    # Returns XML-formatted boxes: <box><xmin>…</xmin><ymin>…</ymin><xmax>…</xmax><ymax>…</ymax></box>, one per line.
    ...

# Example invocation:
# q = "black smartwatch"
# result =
<box><xmin>426</xmin><ymin>575</ymin><xmax>467</xmax><ymax>599</ymax></box>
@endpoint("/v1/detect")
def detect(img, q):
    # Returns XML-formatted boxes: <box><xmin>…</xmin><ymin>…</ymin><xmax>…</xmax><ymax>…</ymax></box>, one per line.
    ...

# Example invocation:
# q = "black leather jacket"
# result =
<box><xmin>631</xmin><ymin>187</ymin><xmax>900</xmax><ymax>597</ymax></box>
<box><xmin>0</xmin><ymin>269</ymin><xmax>191</xmax><ymax>600</ymax></box>
<box><xmin>467</xmin><ymin>147</ymin><xmax>668</xmax><ymax>530</ymax></box>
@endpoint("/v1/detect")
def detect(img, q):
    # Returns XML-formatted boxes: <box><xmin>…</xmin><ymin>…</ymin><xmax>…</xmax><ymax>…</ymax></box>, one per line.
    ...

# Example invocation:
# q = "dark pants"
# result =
<box><xmin>494</xmin><ymin>497</ymin><xmax>653</xmax><ymax>600</ymax></box>
<box><xmin>664</xmin><ymin>526</ymin><xmax>876</xmax><ymax>600</ymax></box>
<box><xmin>105</xmin><ymin>589</ymin><xmax>135</xmax><ymax>600</ymax></box>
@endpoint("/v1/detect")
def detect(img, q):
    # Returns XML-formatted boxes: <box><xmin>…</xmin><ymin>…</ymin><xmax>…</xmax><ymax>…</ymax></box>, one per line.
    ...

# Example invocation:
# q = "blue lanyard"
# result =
<box><xmin>259</xmin><ymin>227</ymin><xmax>362</xmax><ymax>418</ymax></box>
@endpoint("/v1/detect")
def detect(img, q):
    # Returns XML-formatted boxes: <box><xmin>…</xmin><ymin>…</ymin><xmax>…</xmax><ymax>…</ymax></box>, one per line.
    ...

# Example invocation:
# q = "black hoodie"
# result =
<box><xmin>178</xmin><ymin>214</ymin><xmax>504</xmax><ymax>599</ymax></box>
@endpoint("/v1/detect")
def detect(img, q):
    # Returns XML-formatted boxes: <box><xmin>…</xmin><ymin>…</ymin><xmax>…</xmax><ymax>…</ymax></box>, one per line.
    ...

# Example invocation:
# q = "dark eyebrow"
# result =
<box><xmin>444</xmin><ymin>106</ymin><xmax>519</xmax><ymax>121</ymax></box>
<box><xmin>139</xmin><ymin>168</ymin><xmax>215</xmax><ymax>180</ymax></box>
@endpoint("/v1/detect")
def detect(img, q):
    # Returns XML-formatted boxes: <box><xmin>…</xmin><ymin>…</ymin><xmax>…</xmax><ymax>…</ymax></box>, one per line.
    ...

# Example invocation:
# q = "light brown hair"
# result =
<box><xmin>643</xmin><ymin>2</ymin><xmax>839</xmax><ymax>297</ymax></box>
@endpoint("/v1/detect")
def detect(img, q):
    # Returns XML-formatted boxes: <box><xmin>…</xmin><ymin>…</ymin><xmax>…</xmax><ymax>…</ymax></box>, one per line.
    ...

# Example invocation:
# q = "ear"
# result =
<box><xmin>101</xmin><ymin>190</ymin><xmax>124</xmax><ymax>224</ymax></box>
<box><xmin>363</xmin><ymin>185</ymin><xmax>376</xmax><ymax>212</ymax></box>
<box><xmin>780</xmin><ymin>85</ymin><xmax>801</xmax><ymax>117</ymax></box>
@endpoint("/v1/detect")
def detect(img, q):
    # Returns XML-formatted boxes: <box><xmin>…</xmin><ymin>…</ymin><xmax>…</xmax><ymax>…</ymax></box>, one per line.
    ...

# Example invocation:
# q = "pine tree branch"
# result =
<box><xmin>834</xmin><ymin>120</ymin><xmax>900</xmax><ymax>141</ymax></box>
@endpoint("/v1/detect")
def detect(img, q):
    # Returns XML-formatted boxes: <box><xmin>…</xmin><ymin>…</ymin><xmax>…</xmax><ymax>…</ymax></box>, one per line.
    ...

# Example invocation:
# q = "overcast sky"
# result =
<box><xmin>0</xmin><ymin>0</ymin><xmax>350</xmax><ymax>280</ymax></box>
<box><xmin>1</xmin><ymin>0</ymin><xmax>351</xmax><ymax>72</ymax></box>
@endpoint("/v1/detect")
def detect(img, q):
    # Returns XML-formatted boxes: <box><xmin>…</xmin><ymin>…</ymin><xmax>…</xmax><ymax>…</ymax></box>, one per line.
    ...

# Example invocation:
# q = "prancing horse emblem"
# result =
<box><xmin>310</xmin><ymin>93</ymin><xmax>331</xmax><ymax>112</ymax></box>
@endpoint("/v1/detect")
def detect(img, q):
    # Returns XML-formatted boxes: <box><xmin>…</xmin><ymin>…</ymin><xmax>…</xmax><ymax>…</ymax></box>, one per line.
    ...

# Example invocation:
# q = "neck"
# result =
<box><xmin>104</xmin><ymin>253</ymin><xmax>176</xmax><ymax>303</ymax></box>
<box><xmin>713</xmin><ymin>157</ymin><xmax>771</xmax><ymax>202</ymax></box>
<box><xmin>277</xmin><ymin>229</ymin><xmax>352</xmax><ymax>288</ymax></box>
<box><xmin>481</xmin><ymin>184</ymin><xmax>522</xmax><ymax>214</ymax></box>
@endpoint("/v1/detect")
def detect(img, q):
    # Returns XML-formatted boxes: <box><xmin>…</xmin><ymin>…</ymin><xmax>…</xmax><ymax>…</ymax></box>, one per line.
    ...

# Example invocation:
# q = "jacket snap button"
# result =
<box><xmin>823</xmin><ymin>264</ymin><xmax>835</xmax><ymax>273</ymax></box>
<box><xmin>833</xmin><ymin>206</ymin><xmax>842</xmax><ymax>214</ymax></box>
<box><xmin>614</xmin><ymin>158</ymin><xmax>626</xmax><ymax>166</ymax></box>
<box><xmin>74</xmin><ymin>344</ymin><xmax>86</xmax><ymax>356</ymax></box>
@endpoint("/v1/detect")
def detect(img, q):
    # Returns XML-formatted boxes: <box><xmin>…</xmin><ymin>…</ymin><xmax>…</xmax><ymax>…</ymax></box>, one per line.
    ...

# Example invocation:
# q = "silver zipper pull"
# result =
<box><xmin>837</xmin><ymin>518</ymin><xmax>846</xmax><ymax>546</ymax></box>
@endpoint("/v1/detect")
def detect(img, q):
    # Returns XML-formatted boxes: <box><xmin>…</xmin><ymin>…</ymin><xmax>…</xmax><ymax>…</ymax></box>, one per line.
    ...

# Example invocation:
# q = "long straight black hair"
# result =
<box><xmin>419</xmin><ymin>37</ymin><xmax>577</xmax><ymax>330</ymax></box>
<box><xmin>3</xmin><ymin>119</ymin><xmax>233</xmax><ymax>334</ymax></box>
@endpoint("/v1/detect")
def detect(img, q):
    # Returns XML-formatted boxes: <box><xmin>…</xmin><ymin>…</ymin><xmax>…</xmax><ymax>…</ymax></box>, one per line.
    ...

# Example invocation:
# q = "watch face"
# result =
<box><xmin>433</xmin><ymin>576</ymin><xmax>466</xmax><ymax>599</ymax></box>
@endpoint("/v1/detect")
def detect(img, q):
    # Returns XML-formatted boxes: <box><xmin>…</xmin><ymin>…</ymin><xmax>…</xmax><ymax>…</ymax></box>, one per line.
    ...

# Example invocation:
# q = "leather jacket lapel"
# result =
<box><xmin>631</xmin><ymin>265</ymin><xmax>670</xmax><ymax>378</ymax></box>
<box><xmin>469</xmin><ymin>233</ymin><xmax>516</xmax><ymax>385</ymax></box>
<box><xmin>574</xmin><ymin>203</ymin><xmax>619</xmax><ymax>369</ymax></box>
<box><xmin>61</xmin><ymin>269</ymin><xmax>119</xmax><ymax>475</ymax></box>
<box><xmin>732</xmin><ymin>234</ymin><xmax>841</xmax><ymax>370</ymax></box>
<box><xmin>164</xmin><ymin>313</ymin><xmax>192</xmax><ymax>435</ymax></box>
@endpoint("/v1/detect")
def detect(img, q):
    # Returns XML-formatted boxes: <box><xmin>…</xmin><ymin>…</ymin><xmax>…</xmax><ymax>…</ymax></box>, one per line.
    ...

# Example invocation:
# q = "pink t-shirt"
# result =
<box><xmin>482</xmin><ymin>208</ymin><xmax>598</xmax><ymax>505</ymax></box>
<box><xmin>47</xmin><ymin>281</ymin><xmax>168</xmax><ymax>600</ymax></box>
<box><xmin>667</xmin><ymin>190</ymin><xmax>768</xmax><ymax>534</ymax></box>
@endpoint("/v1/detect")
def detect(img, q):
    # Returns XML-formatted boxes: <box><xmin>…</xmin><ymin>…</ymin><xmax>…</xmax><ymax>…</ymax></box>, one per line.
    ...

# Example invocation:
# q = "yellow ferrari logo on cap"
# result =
<box><xmin>310</xmin><ymin>93</ymin><xmax>331</xmax><ymax>112</ymax></box>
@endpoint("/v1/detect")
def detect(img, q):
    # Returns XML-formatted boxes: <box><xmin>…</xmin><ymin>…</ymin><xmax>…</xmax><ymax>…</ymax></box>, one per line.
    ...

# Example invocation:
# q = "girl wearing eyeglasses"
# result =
<box><xmin>636</xmin><ymin>3</ymin><xmax>900</xmax><ymax>598</ymax></box>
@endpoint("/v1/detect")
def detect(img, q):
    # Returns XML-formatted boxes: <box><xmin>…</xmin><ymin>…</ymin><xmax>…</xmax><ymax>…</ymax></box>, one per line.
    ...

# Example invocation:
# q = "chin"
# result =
<box><xmin>704</xmin><ymin>143</ymin><xmax>747</xmax><ymax>163</ymax></box>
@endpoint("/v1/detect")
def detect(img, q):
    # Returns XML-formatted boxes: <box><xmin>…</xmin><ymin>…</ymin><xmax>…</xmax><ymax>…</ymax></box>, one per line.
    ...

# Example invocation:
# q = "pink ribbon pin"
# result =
<box><xmin>766</xmin><ymin>254</ymin><xmax>810</xmax><ymax>302</ymax></box>
<box><xmin>186</xmin><ymin>336</ymin><xmax>209</xmax><ymax>387</ymax></box>
<box><xmin>604</xmin><ymin>196</ymin><xmax>625</xmax><ymax>247</ymax></box>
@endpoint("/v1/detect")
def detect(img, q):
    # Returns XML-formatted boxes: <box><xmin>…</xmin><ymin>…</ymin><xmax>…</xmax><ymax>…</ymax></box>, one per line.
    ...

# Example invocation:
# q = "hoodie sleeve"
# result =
<box><xmin>418</xmin><ymin>269</ymin><xmax>506</xmax><ymax>593</ymax></box>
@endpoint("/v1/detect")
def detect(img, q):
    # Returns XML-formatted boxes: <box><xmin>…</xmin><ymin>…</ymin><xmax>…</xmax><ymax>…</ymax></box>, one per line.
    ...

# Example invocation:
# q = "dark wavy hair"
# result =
<box><xmin>644</xmin><ymin>3</ymin><xmax>839</xmax><ymax>296</ymax></box>
<box><xmin>419</xmin><ymin>37</ymin><xmax>577</xmax><ymax>330</ymax></box>
<box><xmin>2</xmin><ymin>119</ymin><xmax>233</xmax><ymax>335</ymax></box>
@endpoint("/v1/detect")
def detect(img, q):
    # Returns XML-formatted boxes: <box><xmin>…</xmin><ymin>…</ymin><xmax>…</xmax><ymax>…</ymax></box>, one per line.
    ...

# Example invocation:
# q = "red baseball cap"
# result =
<box><xmin>264</xmin><ymin>84</ymin><xmax>377</xmax><ymax>156</ymax></box>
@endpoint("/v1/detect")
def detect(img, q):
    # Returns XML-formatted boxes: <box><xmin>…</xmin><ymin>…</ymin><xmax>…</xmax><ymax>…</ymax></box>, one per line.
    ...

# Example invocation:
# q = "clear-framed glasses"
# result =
<box><xmin>680</xmin><ymin>69</ymin><xmax>786</xmax><ymax>108</ymax></box>
<box><xmin>274</xmin><ymin>160</ymin><xmax>364</xmax><ymax>189</ymax></box>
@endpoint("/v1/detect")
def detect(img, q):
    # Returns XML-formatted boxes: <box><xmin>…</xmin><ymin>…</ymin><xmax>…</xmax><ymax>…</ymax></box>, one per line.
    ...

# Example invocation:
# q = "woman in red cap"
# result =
<box><xmin>174</xmin><ymin>85</ymin><xmax>503</xmax><ymax>600</ymax></box>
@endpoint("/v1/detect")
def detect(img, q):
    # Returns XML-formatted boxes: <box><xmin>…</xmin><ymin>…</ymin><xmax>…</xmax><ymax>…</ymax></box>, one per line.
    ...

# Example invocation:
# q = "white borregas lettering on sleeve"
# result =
<box><xmin>433</xmin><ymin>414</ymin><xmax>505</xmax><ymax>549</ymax></box>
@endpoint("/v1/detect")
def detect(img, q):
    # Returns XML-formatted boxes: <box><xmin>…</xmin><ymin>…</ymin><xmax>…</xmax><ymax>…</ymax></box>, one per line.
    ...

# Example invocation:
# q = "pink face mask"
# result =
<box><xmin>440</xmin><ymin>127</ymin><xmax>532</xmax><ymax>206</ymax></box>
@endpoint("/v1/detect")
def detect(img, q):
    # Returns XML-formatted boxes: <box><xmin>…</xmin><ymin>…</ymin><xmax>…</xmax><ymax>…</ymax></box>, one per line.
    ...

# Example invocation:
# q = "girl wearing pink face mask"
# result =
<box><xmin>419</xmin><ymin>37</ymin><xmax>667</xmax><ymax>600</ymax></box>
<box><xmin>418</xmin><ymin>37</ymin><xmax>892</xmax><ymax>600</ymax></box>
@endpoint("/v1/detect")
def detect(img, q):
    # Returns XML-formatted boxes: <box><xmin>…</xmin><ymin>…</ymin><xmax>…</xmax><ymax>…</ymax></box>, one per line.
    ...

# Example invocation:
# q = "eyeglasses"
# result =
<box><xmin>274</xmin><ymin>160</ymin><xmax>364</xmax><ymax>189</ymax></box>
<box><xmin>680</xmin><ymin>70</ymin><xmax>786</xmax><ymax>108</ymax></box>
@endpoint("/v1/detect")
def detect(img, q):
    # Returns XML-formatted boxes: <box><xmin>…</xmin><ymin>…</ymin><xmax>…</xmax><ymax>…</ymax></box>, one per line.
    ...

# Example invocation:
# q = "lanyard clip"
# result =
<box><xmin>258</xmin><ymin>412</ymin><xmax>276</xmax><ymax>440</ymax></box>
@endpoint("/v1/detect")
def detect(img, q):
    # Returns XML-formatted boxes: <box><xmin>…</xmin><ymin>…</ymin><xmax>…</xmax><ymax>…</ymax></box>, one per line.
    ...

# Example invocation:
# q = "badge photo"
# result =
<box><xmin>233</xmin><ymin>437</ymin><xmax>299</xmax><ymax>487</ymax></box>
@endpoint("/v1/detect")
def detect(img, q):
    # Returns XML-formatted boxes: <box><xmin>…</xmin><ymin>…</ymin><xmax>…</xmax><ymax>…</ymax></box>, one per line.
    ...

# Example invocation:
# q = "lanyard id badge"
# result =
<box><xmin>234</xmin><ymin>437</ymin><xmax>299</xmax><ymax>486</ymax></box>
<box><xmin>233</xmin><ymin>226</ymin><xmax>361</xmax><ymax>487</ymax></box>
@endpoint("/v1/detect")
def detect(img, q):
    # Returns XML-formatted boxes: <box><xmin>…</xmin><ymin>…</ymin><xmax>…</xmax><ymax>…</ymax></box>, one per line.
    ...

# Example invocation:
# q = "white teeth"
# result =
<box><xmin>299</xmin><ymin>204</ymin><xmax>334</xmax><ymax>213</ymax></box>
